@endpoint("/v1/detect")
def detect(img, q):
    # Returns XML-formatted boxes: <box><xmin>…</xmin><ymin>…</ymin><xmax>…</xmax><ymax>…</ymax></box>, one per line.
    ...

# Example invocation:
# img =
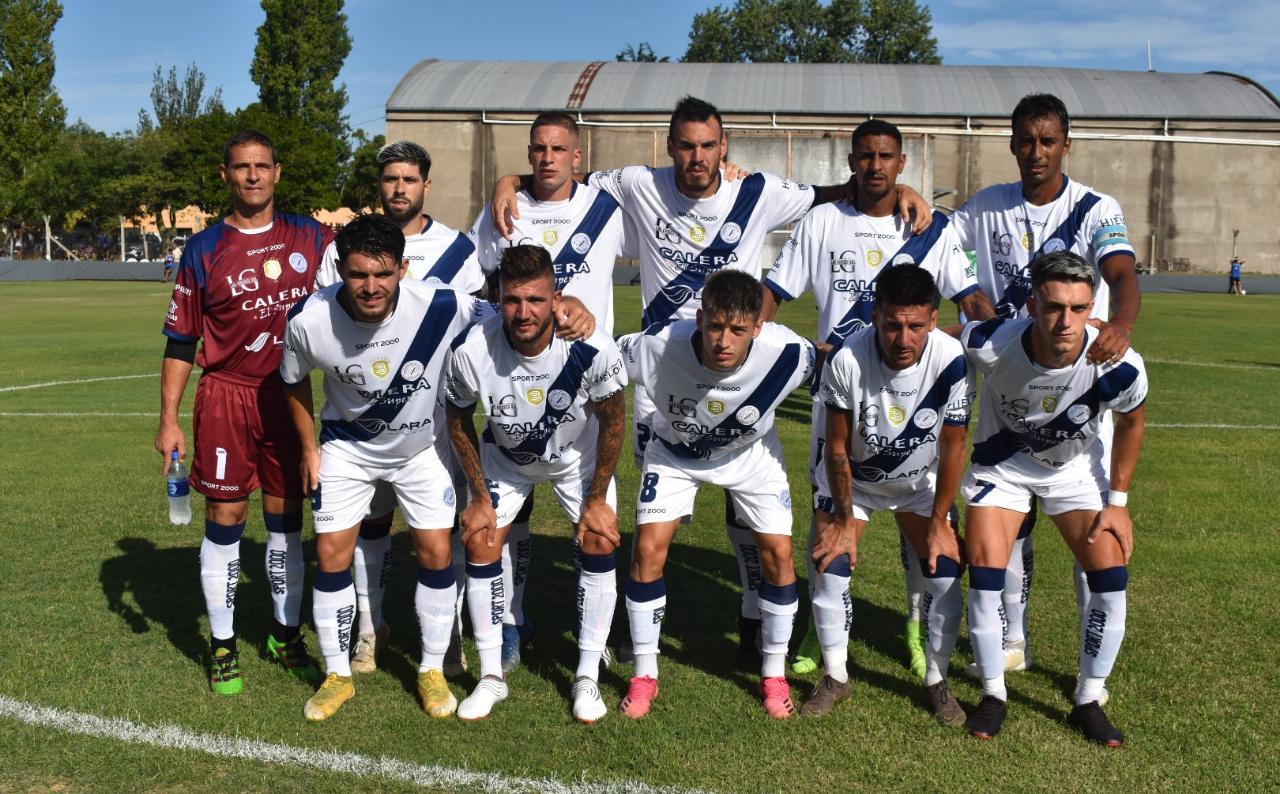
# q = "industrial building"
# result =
<box><xmin>386</xmin><ymin>60</ymin><xmax>1280</xmax><ymax>274</ymax></box>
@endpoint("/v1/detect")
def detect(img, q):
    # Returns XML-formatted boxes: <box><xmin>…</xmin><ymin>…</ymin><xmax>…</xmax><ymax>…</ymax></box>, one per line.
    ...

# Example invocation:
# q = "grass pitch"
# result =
<box><xmin>0</xmin><ymin>282</ymin><xmax>1276</xmax><ymax>792</ymax></box>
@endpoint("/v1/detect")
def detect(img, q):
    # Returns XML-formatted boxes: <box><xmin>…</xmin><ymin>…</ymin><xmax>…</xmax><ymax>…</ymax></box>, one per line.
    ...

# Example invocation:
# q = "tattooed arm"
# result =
<box><xmin>447</xmin><ymin>401</ymin><xmax>498</xmax><ymax>548</ymax></box>
<box><xmin>579</xmin><ymin>390</ymin><xmax>625</xmax><ymax>548</ymax></box>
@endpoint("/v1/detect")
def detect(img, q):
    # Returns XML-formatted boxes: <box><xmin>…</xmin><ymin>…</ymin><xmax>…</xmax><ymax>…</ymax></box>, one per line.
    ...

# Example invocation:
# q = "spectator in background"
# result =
<box><xmin>1229</xmin><ymin>257</ymin><xmax>1245</xmax><ymax>295</ymax></box>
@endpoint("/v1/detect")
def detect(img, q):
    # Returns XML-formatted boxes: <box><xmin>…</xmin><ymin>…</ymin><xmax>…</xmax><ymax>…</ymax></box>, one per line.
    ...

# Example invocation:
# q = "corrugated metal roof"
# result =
<box><xmin>387</xmin><ymin>60</ymin><xmax>1280</xmax><ymax>121</ymax></box>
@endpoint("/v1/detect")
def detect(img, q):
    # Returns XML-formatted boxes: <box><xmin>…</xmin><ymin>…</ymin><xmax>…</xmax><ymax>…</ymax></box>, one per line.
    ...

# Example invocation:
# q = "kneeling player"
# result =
<box><xmin>280</xmin><ymin>213</ymin><xmax>493</xmax><ymax>721</ymax></box>
<box><xmin>810</xmin><ymin>265</ymin><xmax>974</xmax><ymax>722</ymax></box>
<box><xmin>445</xmin><ymin>245</ymin><xmax>627</xmax><ymax>722</ymax></box>
<box><xmin>958</xmin><ymin>251</ymin><xmax>1147</xmax><ymax>745</ymax></box>
<box><xmin>618</xmin><ymin>271</ymin><xmax>816</xmax><ymax>719</ymax></box>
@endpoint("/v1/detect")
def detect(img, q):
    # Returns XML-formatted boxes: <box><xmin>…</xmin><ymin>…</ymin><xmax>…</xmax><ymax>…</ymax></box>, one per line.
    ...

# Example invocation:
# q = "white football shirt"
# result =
<box><xmin>820</xmin><ymin>327</ymin><xmax>974</xmax><ymax>493</ymax></box>
<box><xmin>589</xmin><ymin>167</ymin><xmax>814</xmax><ymax>327</ymax></box>
<box><xmin>961</xmin><ymin>318</ymin><xmax>1147</xmax><ymax>474</ymax></box>
<box><xmin>767</xmin><ymin>205</ymin><xmax>980</xmax><ymax>345</ymax></box>
<box><xmin>619</xmin><ymin>320</ymin><xmax>815</xmax><ymax>461</ymax></box>
<box><xmin>280</xmin><ymin>279</ymin><xmax>493</xmax><ymax>466</ymax></box>
<box><xmin>951</xmin><ymin>177</ymin><xmax>1134</xmax><ymax>321</ymax></box>
<box><xmin>470</xmin><ymin>183</ymin><xmax>625</xmax><ymax>334</ymax></box>
<box><xmin>316</xmin><ymin>216</ymin><xmax>485</xmax><ymax>294</ymax></box>
<box><xmin>445</xmin><ymin>317</ymin><xmax>627</xmax><ymax>468</ymax></box>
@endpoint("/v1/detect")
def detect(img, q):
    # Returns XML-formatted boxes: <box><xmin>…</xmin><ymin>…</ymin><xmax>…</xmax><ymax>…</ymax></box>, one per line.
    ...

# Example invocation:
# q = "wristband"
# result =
<box><xmin>1107</xmin><ymin>490</ymin><xmax>1128</xmax><ymax>508</ymax></box>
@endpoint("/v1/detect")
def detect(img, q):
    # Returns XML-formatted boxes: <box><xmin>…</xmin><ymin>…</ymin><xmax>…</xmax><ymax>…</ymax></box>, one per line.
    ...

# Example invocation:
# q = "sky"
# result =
<box><xmin>53</xmin><ymin>0</ymin><xmax>1280</xmax><ymax>135</ymax></box>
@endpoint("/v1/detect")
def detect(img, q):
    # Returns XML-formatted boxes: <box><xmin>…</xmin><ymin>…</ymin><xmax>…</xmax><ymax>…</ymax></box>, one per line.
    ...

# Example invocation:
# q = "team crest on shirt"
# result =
<box><xmin>289</xmin><ymin>252</ymin><xmax>309</xmax><ymax>273</ymax></box>
<box><xmin>542</xmin><ymin>229</ymin><xmax>559</xmax><ymax>247</ymax></box>
<box><xmin>689</xmin><ymin>224</ymin><xmax>706</xmax><ymax>243</ymax></box>
<box><xmin>913</xmin><ymin>408</ymin><xmax>938</xmax><ymax>429</ymax></box>
<box><xmin>1041</xmin><ymin>396</ymin><xmax>1059</xmax><ymax>413</ymax></box>
<box><xmin>443</xmin><ymin>486</ymin><xmax>456</xmax><ymax>508</ymax></box>
<box><xmin>1068</xmin><ymin>404</ymin><xmax>1091</xmax><ymax>424</ymax></box>
<box><xmin>570</xmin><ymin>233</ymin><xmax>591</xmax><ymax>255</ymax></box>
<box><xmin>778</xmin><ymin>489</ymin><xmax>793</xmax><ymax>508</ymax></box>
<box><xmin>867</xmin><ymin>250</ymin><xmax>884</xmax><ymax>267</ymax></box>
<box><xmin>548</xmin><ymin>389</ymin><xmax>571</xmax><ymax>410</ymax></box>
<box><xmin>400</xmin><ymin>360</ymin><xmax>424</xmax><ymax>381</ymax></box>
<box><xmin>1044</xmin><ymin>238</ymin><xmax>1067</xmax><ymax>254</ymax></box>
<box><xmin>735</xmin><ymin>405</ymin><xmax>760</xmax><ymax>425</ymax></box>
<box><xmin>526</xmin><ymin>387</ymin><xmax>546</xmax><ymax>405</ymax></box>
<box><xmin>371</xmin><ymin>359</ymin><xmax>391</xmax><ymax>379</ymax></box>
<box><xmin>262</xmin><ymin>259</ymin><xmax>282</xmax><ymax>280</ymax></box>
<box><xmin>892</xmin><ymin>253</ymin><xmax>916</xmax><ymax>266</ymax></box>
<box><xmin>707</xmin><ymin>399</ymin><xmax>725</xmax><ymax>415</ymax></box>
<box><xmin>1021</xmin><ymin>233</ymin><xmax>1033</xmax><ymax>251</ymax></box>
<box><xmin>720</xmin><ymin>222</ymin><xmax>742</xmax><ymax>244</ymax></box>
<box><xmin>887</xmin><ymin>404</ymin><xmax>907</xmax><ymax>426</ymax></box>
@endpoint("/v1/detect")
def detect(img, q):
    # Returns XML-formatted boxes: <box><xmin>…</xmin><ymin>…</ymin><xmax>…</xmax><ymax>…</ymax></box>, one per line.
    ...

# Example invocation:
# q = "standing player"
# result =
<box><xmin>162</xmin><ymin>249</ymin><xmax>176</xmax><ymax>282</ymax></box>
<box><xmin>469</xmin><ymin>112</ymin><xmax>628</xmax><ymax>671</ymax></box>
<box><xmin>156</xmin><ymin>130</ymin><xmax>331</xmax><ymax>695</ymax></box>
<box><xmin>280</xmin><ymin>213</ymin><xmax>494</xmax><ymax>721</ymax></box>
<box><xmin>617</xmin><ymin>271</ymin><xmax>816</xmax><ymax>719</ymax></box>
<box><xmin>492</xmin><ymin>96</ymin><xmax>931</xmax><ymax>665</ymax></box>
<box><xmin>763</xmin><ymin>119</ymin><xmax>993</xmax><ymax>679</ymax></box>
<box><xmin>809</xmin><ymin>265</ymin><xmax>973</xmax><ymax>721</ymax></box>
<box><xmin>958</xmin><ymin>251</ymin><xmax>1146</xmax><ymax>745</ymax></box>
<box><xmin>951</xmin><ymin>93</ymin><xmax>1141</xmax><ymax>676</ymax></box>
<box><xmin>445</xmin><ymin>245</ymin><xmax>628</xmax><ymax>722</ymax></box>
<box><xmin>315</xmin><ymin>141</ymin><xmax>486</xmax><ymax>679</ymax></box>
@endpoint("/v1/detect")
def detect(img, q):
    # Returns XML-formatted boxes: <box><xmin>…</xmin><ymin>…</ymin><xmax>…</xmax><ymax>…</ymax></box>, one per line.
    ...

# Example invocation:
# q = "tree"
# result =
<box><xmin>250</xmin><ymin>0</ymin><xmax>351</xmax><ymax>145</ymax></box>
<box><xmin>682</xmin><ymin>0</ymin><xmax>940</xmax><ymax>64</ymax></box>
<box><xmin>616</xmin><ymin>42</ymin><xmax>670</xmax><ymax>63</ymax></box>
<box><xmin>340</xmin><ymin>130</ymin><xmax>384</xmax><ymax>213</ymax></box>
<box><xmin>0</xmin><ymin>0</ymin><xmax>67</xmax><ymax>233</ymax></box>
<box><xmin>139</xmin><ymin>63</ymin><xmax>224</xmax><ymax>132</ymax></box>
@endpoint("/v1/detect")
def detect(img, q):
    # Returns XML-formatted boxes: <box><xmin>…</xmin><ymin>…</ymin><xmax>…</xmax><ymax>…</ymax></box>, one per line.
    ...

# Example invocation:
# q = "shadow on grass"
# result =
<box><xmin>100</xmin><ymin>535</ymin><xmax>291</xmax><ymax>670</ymax></box>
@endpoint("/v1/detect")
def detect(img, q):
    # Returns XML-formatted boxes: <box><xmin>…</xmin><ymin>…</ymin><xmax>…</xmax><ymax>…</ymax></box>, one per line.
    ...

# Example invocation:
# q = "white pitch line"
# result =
<box><xmin>0</xmin><ymin>373</ymin><xmax>157</xmax><ymax>393</ymax></box>
<box><xmin>1145</xmin><ymin>357</ymin><xmax>1278</xmax><ymax>372</ymax></box>
<box><xmin>0</xmin><ymin>695</ymin><xmax>707</xmax><ymax>794</ymax></box>
<box><xmin>1149</xmin><ymin>422</ymin><xmax>1280</xmax><ymax>430</ymax></box>
<box><xmin>0</xmin><ymin>412</ymin><xmax>153</xmax><ymax>417</ymax></box>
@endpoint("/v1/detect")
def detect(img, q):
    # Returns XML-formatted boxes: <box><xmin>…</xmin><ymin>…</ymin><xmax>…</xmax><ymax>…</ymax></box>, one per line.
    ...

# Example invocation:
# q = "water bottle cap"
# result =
<box><xmin>171</xmin><ymin>450</ymin><xmax>180</xmax><ymax>461</ymax></box>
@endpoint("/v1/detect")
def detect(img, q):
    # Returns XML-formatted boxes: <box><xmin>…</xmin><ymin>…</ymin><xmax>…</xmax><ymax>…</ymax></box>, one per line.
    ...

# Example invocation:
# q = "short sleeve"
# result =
<box><xmin>616</xmin><ymin>333</ymin><xmax>644</xmax><ymax>384</ymax></box>
<box><xmin>1087</xmin><ymin>195</ymin><xmax>1135</xmax><ymax>264</ymax></box>
<box><xmin>765</xmin><ymin>211</ymin><xmax>818</xmax><ymax>301</ymax></box>
<box><xmin>444</xmin><ymin>342</ymin><xmax>481</xmax><ymax>408</ymax></box>
<box><xmin>587</xmin><ymin>166</ymin><xmax>640</xmax><ymax>206</ymax></box>
<box><xmin>950</xmin><ymin>197</ymin><xmax>977</xmax><ymax>251</ymax></box>
<box><xmin>1101</xmin><ymin>350</ymin><xmax>1148</xmax><ymax>415</ymax></box>
<box><xmin>943</xmin><ymin>355</ymin><xmax>975</xmax><ymax>425</ymax></box>
<box><xmin>163</xmin><ymin>249</ymin><xmax>203</xmax><ymax>342</ymax></box>
<box><xmin>586</xmin><ymin>335</ymin><xmax>629</xmax><ymax>402</ymax></box>
<box><xmin>759</xmin><ymin>171</ymin><xmax>816</xmax><ymax>227</ymax></box>
<box><xmin>819</xmin><ymin>346</ymin><xmax>858</xmax><ymax>412</ymax></box>
<box><xmin>315</xmin><ymin>240</ymin><xmax>340</xmax><ymax>289</ymax></box>
<box><xmin>469</xmin><ymin>206</ymin><xmax>504</xmax><ymax>275</ymax></box>
<box><xmin>279</xmin><ymin>314</ymin><xmax>312</xmax><ymax>386</ymax></box>
<box><xmin>931</xmin><ymin>224</ymin><xmax>980</xmax><ymax>302</ymax></box>
<box><xmin>959</xmin><ymin>319</ymin><xmax>1005</xmax><ymax>375</ymax></box>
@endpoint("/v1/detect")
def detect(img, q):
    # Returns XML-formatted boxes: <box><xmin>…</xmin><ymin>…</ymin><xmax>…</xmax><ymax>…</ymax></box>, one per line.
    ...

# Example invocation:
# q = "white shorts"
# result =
<box><xmin>313</xmin><ymin>445</ymin><xmax>458</xmax><ymax>533</ymax></box>
<box><xmin>637</xmin><ymin>429</ymin><xmax>795</xmax><ymax>535</ymax></box>
<box><xmin>366</xmin><ymin>435</ymin><xmax>465</xmax><ymax>519</ymax></box>
<box><xmin>481</xmin><ymin>443</ymin><xmax>616</xmax><ymax>526</ymax></box>
<box><xmin>962</xmin><ymin>448</ymin><xmax>1107</xmax><ymax>516</ymax></box>
<box><xmin>815</xmin><ymin>473</ymin><xmax>937</xmax><ymax>522</ymax></box>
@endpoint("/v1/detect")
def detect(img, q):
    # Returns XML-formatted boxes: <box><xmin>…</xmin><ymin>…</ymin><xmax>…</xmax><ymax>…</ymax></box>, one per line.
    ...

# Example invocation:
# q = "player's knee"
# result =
<box><xmin>316</xmin><ymin>534</ymin><xmax>355</xmax><ymax>571</ymax></box>
<box><xmin>464</xmin><ymin>533</ymin><xmax>502</xmax><ymax>565</ymax></box>
<box><xmin>756</xmin><ymin>536</ymin><xmax>796</xmax><ymax>580</ymax></box>
<box><xmin>206</xmin><ymin>497</ymin><xmax>249</xmax><ymax>525</ymax></box>
<box><xmin>580</xmin><ymin>530</ymin><xmax>618</xmax><ymax>557</ymax></box>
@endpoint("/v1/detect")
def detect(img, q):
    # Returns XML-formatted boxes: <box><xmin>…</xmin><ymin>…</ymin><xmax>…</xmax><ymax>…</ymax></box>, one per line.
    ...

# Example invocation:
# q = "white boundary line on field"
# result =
<box><xmin>1148</xmin><ymin>422</ymin><xmax>1280</xmax><ymax>430</ymax></box>
<box><xmin>0</xmin><ymin>695</ymin><xmax>707</xmax><ymax>794</ymax></box>
<box><xmin>1145</xmin><ymin>357</ymin><xmax>1278</xmax><ymax>372</ymax></box>
<box><xmin>0</xmin><ymin>412</ymin><xmax>153</xmax><ymax>417</ymax></box>
<box><xmin>0</xmin><ymin>373</ymin><xmax>157</xmax><ymax>393</ymax></box>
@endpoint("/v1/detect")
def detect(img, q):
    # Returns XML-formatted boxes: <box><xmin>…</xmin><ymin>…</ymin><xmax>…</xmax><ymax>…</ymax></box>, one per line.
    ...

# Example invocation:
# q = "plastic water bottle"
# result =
<box><xmin>166</xmin><ymin>450</ymin><xmax>192</xmax><ymax>525</ymax></box>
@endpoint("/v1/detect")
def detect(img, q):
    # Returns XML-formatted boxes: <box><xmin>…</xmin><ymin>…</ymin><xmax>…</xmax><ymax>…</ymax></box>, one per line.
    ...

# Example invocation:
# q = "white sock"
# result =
<box><xmin>504</xmin><ymin>521</ymin><xmax>531</xmax><ymax>627</ymax></box>
<box><xmin>451</xmin><ymin>527</ymin><xmax>466</xmax><ymax>635</ymax></box>
<box><xmin>1074</xmin><ymin>560</ymin><xmax>1092</xmax><ymax>627</ymax></box>
<box><xmin>312</xmin><ymin>570</ymin><xmax>355</xmax><ymax>677</ymax></box>
<box><xmin>808</xmin><ymin>553</ymin><xmax>852</xmax><ymax>683</ymax></box>
<box><xmin>899</xmin><ymin>531</ymin><xmax>925</xmax><ymax>622</ymax></box>
<box><xmin>263</xmin><ymin>513</ymin><xmax>303</xmax><ymax>629</ymax></box>
<box><xmin>626</xmin><ymin>577</ymin><xmax>665</xmax><ymax>679</ymax></box>
<box><xmin>727</xmin><ymin>522</ymin><xmax>762</xmax><ymax>619</ymax></box>
<box><xmin>1077</xmin><ymin>567</ymin><xmax>1128</xmax><ymax>703</ymax></box>
<box><xmin>576</xmin><ymin>553</ymin><xmax>617</xmax><ymax>682</ymax></box>
<box><xmin>759</xmin><ymin>581</ymin><xmax>799</xmax><ymax>679</ymax></box>
<box><xmin>200</xmin><ymin>521</ymin><xmax>243</xmax><ymax>641</ymax></box>
<box><xmin>921</xmin><ymin>557</ymin><xmax>963</xmax><ymax>687</ymax></box>
<box><xmin>1004</xmin><ymin>531</ymin><xmax>1032</xmax><ymax>648</ymax></box>
<box><xmin>466</xmin><ymin>560</ymin><xmax>506</xmax><ymax>679</ymax></box>
<box><xmin>352</xmin><ymin>524</ymin><xmax>392</xmax><ymax>637</ymax></box>
<box><xmin>968</xmin><ymin>567</ymin><xmax>1008</xmax><ymax>686</ymax></box>
<box><xmin>415</xmin><ymin>567</ymin><xmax>456</xmax><ymax>672</ymax></box>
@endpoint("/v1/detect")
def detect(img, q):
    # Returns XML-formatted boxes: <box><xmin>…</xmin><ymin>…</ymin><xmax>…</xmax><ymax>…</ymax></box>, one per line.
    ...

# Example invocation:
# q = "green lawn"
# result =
<box><xmin>0</xmin><ymin>282</ymin><xmax>1276</xmax><ymax>792</ymax></box>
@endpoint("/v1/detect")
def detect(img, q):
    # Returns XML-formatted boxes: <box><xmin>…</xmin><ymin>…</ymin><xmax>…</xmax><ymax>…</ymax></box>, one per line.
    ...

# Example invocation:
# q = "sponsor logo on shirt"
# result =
<box><xmin>866</xmin><ymin>250</ymin><xmax>884</xmax><ymax>268</ymax></box>
<box><xmin>548</xmin><ymin>389</ymin><xmax>571</xmax><ymax>410</ymax></box>
<box><xmin>542</xmin><ymin>229</ymin><xmax>559</xmax><ymax>247</ymax></box>
<box><xmin>289</xmin><ymin>252</ymin><xmax>308</xmax><ymax>273</ymax></box>
<box><xmin>526</xmin><ymin>387</ymin><xmax>545</xmax><ymax>405</ymax></box>
<box><xmin>400</xmin><ymin>360</ymin><xmax>424</xmax><ymax>381</ymax></box>
<box><xmin>1041</xmin><ymin>396</ymin><xmax>1059</xmax><ymax>413</ymax></box>
<box><xmin>689</xmin><ymin>225</ymin><xmax>706</xmax><ymax>243</ymax></box>
<box><xmin>570</xmin><ymin>233</ymin><xmax>591</xmax><ymax>255</ymax></box>
<box><xmin>735</xmin><ymin>405</ymin><xmax>760</xmax><ymax>425</ymax></box>
<box><xmin>720</xmin><ymin>222</ymin><xmax>742</xmax><ymax>244</ymax></box>
<box><xmin>371</xmin><ymin>359</ymin><xmax>391</xmax><ymax>379</ymax></box>
<box><xmin>707</xmin><ymin>399</ymin><xmax>725</xmax><ymax>415</ymax></box>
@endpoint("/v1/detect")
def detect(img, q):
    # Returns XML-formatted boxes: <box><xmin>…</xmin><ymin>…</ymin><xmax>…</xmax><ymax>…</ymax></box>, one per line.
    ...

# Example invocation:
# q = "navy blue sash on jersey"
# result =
<box><xmin>995</xmin><ymin>191</ymin><xmax>1102</xmax><ymax>319</ymax></box>
<box><xmin>484</xmin><ymin>341</ymin><xmax>599</xmax><ymax>465</ymax></box>
<box><xmin>424</xmin><ymin>232</ymin><xmax>475</xmax><ymax>284</ymax></box>
<box><xmin>825</xmin><ymin>211</ymin><xmax>951</xmax><ymax>347</ymax></box>
<box><xmin>661</xmin><ymin>340</ymin><xmax>802</xmax><ymax>460</ymax></box>
<box><xmin>320</xmin><ymin>289</ymin><xmax>460</xmax><ymax>444</ymax></box>
<box><xmin>641</xmin><ymin>173</ymin><xmax>767</xmax><ymax>328</ymax></box>
<box><xmin>971</xmin><ymin>358</ymin><xmax>1140</xmax><ymax>467</ymax></box>
<box><xmin>850</xmin><ymin>353</ymin><xmax>966</xmax><ymax>483</ymax></box>
<box><xmin>550</xmin><ymin>191</ymin><xmax>620</xmax><ymax>291</ymax></box>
